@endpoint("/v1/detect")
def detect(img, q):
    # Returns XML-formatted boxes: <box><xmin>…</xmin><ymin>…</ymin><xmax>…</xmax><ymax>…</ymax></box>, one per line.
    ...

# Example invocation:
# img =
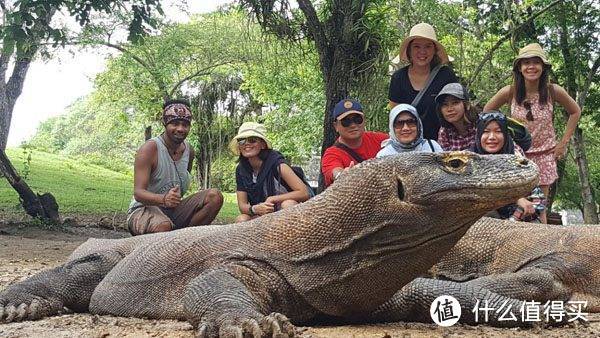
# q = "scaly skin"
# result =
<box><xmin>0</xmin><ymin>152</ymin><xmax>537</xmax><ymax>337</ymax></box>
<box><xmin>374</xmin><ymin>218</ymin><xmax>600</xmax><ymax>327</ymax></box>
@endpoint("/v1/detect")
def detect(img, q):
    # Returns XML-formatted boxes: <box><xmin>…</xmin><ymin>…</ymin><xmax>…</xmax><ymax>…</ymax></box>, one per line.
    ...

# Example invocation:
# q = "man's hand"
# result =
<box><xmin>333</xmin><ymin>161</ymin><xmax>355</xmax><ymax>181</ymax></box>
<box><xmin>163</xmin><ymin>186</ymin><xmax>181</xmax><ymax>208</ymax></box>
<box><xmin>253</xmin><ymin>202</ymin><xmax>275</xmax><ymax>215</ymax></box>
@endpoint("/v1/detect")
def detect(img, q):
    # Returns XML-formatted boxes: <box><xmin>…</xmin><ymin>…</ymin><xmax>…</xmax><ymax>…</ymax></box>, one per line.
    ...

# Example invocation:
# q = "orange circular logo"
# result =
<box><xmin>343</xmin><ymin>101</ymin><xmax>353</xmax><ymax>109</ymax></box>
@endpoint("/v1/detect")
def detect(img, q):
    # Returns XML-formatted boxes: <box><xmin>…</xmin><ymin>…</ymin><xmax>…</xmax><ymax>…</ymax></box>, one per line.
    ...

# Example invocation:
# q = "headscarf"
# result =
<box><xmin>385</xmin><ymin>104</ymin><xmax>426</xmax><ymax>152</ymax></box>
<box><xmin>474</xmin><ymin>111</ymin><xmax>515</xmax><ymax>155</ymax></box>
<box><xmin>163</xmin><ymin>103</ymin><xmax>192</xmax><ymax>125</ymax></box>
<box><xmin>236</xmin><ymin>150</ymin><xmax>285</xmax><ymax>205</ymax></box>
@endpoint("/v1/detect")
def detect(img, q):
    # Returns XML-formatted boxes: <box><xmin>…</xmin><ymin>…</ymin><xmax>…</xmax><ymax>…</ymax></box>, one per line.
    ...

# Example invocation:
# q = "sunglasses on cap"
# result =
<box><xmin>479</xmin><ymin>112</ymin><xmax>507</xmax><ymax>123</ymax></box>
<box><xmin>338</xmin><ymin>114</ymin><xmax>364</xmax><ymax>127</ymax></box>
<box><xmin>237</xmin><ymin>137</ymin><xmax>262</xmax><ymax>146</ymax></box>
<box><xmin>394</xmin><ymin>118</ymin><xmax>417</xmax><ymax>129</ymax></box>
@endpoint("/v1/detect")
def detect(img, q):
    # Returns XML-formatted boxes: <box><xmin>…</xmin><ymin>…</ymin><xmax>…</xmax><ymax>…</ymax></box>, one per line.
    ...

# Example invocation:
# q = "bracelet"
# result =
<box><xmin>162</xmin><ymin>194</ymin><xmax>167</xmax><ymax>206</ymax></box>
<box><xmin>248</xmin><ymin>204</ymin><xmax>255</xmax><ymax>216</ymax></box>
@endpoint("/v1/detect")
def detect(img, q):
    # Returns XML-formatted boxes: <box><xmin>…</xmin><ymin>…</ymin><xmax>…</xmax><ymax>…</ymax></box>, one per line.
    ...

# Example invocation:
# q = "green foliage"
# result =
<box><xmin>27</xmin><ymin>97</ymin><xmax>144</xmax><ymax>175</ymax></box>
<box><xmin>2</xmin><ymin>0</ymin><xmax>163</xmax><ymax>55</ymax></box>
<box><xmin>210</xmin><ymin>154</ymin><xmax>238</xmax><ymax>193</ymax></box>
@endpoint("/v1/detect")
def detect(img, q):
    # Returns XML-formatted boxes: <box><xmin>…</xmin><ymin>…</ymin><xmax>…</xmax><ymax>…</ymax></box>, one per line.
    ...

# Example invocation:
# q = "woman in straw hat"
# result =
<box><xmin>388</xmin><ymin>23</ymin><xmax>458</xmax><ymax>141</ymax></box>
<box><xmin>229</xmin><ymin>122</ymin><xmax>311</xmax><ymax>223</ymax></box>
<box><xmin>484</xmin><ymin>42</ymin><xmax>581</xmax><ymax>223</ymax></box>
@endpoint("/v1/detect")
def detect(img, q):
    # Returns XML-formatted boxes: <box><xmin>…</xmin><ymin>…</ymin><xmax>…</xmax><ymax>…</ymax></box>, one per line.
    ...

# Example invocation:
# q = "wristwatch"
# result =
<box><xmin>249</xmin><ymin>204</ymin><xmax>256</xmax><ymax>216</ymax></box>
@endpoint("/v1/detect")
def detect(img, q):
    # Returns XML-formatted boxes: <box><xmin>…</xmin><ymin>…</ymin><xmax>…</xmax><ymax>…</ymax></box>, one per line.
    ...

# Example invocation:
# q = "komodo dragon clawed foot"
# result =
<box><xmin>196</xmin><ymin>312</ymin><xmax>296</xmax><ymax>338</ymax></box>
<box><xmin>0</xmin><ymin>289</ymin><xmax>64</xmax><ymax>322</ymax></box>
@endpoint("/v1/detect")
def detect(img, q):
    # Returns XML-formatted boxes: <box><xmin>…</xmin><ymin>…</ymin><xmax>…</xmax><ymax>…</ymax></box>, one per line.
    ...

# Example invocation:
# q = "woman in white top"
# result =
<box><xmin>377</xmin><ymin>103</ymin><xmax>442</xmax><ymax>158</ymax></box>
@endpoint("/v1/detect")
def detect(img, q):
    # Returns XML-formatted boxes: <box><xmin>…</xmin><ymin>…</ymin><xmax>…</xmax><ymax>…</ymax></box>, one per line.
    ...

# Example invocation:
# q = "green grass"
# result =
<box><xmin>0</xmin><ymin>148</ymin><xmax>238</xmax><ymax>222</ymax></box>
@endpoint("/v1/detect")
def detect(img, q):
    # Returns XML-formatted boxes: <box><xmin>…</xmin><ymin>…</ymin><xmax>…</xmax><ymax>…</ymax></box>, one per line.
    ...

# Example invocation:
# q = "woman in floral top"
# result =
<box><xmin>484</xmin><ymin>43</ymin><xmax>580</xmax><ymax>223</ymax></box>
<box><xmin>435</xmin><ymin>83</ymin><xmax>478</xmax><ymax>151</ymax></box>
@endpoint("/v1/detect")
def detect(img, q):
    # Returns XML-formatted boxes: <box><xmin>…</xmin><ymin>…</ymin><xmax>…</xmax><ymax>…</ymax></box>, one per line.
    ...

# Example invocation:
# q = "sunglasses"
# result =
<box><xmin>339</xmin><ymin>114</ymin><xmax>364</xmax><ymax>127</ymax></box>
<box><xmin>394</xmin><ymin>118</ymin><xmax>417</xmax><ymax>129</ymax></box>
<box><xmin>479</xmin><ymin>112</ymin><xmax>507</xmax><ymax>123</ymax></box>
<box><xmin>237</xmin><ymin>137</ymin><xmax>261</xmax><ymax>146</ymax></box>
<box><xmin>523</xmin><ymin>101</ymin><xmax>534</xmax><ymax>121</ymax></box>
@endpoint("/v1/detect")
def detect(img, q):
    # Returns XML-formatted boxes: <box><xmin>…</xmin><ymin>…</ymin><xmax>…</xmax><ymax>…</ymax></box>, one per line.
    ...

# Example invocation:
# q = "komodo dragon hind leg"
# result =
<box><xmin>371</xmin><ymin>277</ymin><xmax>566</xmax><ymax>328</ymax></box>
<box><xmin>466</xmin><ymin>268</ymin><xmax>572</xmax><ymax>303</ymax></box>
<box><xmin>0</xmin><ymin>251</ymin><xmax>123</xmax><ymax>323</ymax></box>
<box><xmin>183</xmin><ymin>265</ymin><xmax>296</xmax><ymax>338</ymax></box>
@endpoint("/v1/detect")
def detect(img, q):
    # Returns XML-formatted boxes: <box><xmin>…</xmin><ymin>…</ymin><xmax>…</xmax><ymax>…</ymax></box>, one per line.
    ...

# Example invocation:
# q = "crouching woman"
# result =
<box><xmin>473</xmin><ymin>112</ymin><xmax>541</xmax><ymax>221</ymax></box>
<box><xmin>230</xmin><ymin>122</ymin><xmax>310</xmax><ymax>223</ymax></box>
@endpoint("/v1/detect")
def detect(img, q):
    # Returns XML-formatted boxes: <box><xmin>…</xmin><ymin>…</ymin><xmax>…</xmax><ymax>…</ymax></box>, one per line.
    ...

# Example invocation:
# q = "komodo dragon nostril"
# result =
<box><xmin>397</xmin><ymin>178</ymin><xmax>405</xmax><ymax>200</ymax></box>
<box><xmin>517</xmin><ymin>158</ymin><xmax>529</xmax><ymax>166</ymax></box>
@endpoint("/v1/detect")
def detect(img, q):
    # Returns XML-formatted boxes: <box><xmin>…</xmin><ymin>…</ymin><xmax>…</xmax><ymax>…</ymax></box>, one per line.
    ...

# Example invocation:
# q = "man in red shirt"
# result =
<box><xmin>321</xmin><ymin>99</ymin><xmax>389</xmax><ymax>187</ymax></box>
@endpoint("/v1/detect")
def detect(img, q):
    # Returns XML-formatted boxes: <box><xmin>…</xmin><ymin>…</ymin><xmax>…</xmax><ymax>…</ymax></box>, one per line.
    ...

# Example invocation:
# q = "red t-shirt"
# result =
<box><xmin>321</xmin><ymin>131</ymin><xmax>389</xmax><ymax>187</ymax></box>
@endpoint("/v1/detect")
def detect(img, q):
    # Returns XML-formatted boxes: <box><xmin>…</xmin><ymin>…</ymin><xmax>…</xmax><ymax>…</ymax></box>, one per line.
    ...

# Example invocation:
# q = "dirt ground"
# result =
<box><xmin>0</xmin><ymin>219</ymin><xmax>599</xmax><ymax>338</ymax></box>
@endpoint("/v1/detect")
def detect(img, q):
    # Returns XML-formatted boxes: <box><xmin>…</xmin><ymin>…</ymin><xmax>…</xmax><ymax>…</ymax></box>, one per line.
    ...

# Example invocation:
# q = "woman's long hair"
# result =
<box><xmin>512</xmin><ymin>59</ymin><xmax>551</xmax><ymax>105</ymax></box>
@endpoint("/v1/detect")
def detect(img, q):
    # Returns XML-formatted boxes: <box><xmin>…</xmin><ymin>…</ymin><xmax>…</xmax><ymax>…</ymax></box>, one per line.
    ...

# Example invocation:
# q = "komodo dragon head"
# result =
<box><xmin>272</xmin><ymin>151</ymin><xmax>539</xmax><ymax>317</ymax></box>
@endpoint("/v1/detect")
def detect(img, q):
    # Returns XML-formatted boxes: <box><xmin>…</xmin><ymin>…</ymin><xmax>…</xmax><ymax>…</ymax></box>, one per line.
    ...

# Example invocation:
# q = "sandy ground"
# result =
<box><xmin>0</xmin><ymin>221</ymin><xmax>599</xmax><ymax>338</ymax></box>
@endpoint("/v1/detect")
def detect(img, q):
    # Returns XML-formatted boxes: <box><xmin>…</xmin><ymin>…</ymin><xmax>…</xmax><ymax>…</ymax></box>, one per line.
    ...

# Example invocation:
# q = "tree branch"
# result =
<box><xmin>297</xmin><ymin>0</ymin><xmax>328</xmax><ymax>57</ymax></box>
<box><xmin>577</xmin><ymin>54</ymin><xmax>600</xmax><ymax>109</ymax></box>
<box><xmin>467</xmin><ymin>0</ymin><xmax>561</xmax><ymax>86</ymax></box>
<box><xmin>100</xmin><ymin>41</ymin><xmax>169</xmax><ymax>99</ymax></box>
<box><xmin>168</xmin><ymin>60</ymin><xmax>234</xmax><ymax>98</ymax></box>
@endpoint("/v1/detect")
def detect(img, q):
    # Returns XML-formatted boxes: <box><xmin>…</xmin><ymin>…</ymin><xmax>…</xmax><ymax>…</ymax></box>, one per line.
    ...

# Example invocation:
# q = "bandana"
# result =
<box><xmin>163</xmin><ymin>103</ymin><xmax>192</xmax><ymax>125</ymax></box>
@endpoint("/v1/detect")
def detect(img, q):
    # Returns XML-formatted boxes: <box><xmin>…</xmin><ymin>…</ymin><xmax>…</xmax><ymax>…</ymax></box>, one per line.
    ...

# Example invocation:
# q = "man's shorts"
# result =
<box><xmin>127</xmin><ymin>190</ymin><xmax>209</xmax><ymax>236</ymax></box>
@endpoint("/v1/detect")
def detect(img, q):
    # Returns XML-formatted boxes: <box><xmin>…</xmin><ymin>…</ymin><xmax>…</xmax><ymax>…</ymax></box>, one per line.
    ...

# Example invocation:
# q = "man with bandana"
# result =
<box><xmin>127</xmin><ymin>99</ymin><xmax>223</xmax><ymax>236</ymax></box>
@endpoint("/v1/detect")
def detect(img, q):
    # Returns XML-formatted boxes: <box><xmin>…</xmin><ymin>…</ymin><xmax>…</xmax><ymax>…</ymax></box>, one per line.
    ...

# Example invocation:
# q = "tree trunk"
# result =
<box><xmin>556</xmin><ymin>1</ymin><xmax>598</xmax><ymax>223</ymax></box>
<box><xmin>0</xmin><ymin>149</ymin><xmax>59</xmax><ymax>222</ymax></box>
<box><xmin>144</xmin><ymin>126</ymin><xmax>152</xmax><ymax>141</ymax></box>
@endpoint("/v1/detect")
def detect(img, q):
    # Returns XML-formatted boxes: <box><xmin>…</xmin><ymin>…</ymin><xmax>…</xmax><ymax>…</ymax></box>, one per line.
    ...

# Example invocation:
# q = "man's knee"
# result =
<box><xmin>204</xmin><ymin>188</ymin><xmax>223</xmax><ymax>207</ymax></box>
<box><xmin>280</xmin><ymin>199</ymin><xmax>298</xmax><ymax>209</ymax></box>
<box><xmin>147</xmin><ymin>221</ymin><xmax>172</xmax><ymax>234</ymax></box>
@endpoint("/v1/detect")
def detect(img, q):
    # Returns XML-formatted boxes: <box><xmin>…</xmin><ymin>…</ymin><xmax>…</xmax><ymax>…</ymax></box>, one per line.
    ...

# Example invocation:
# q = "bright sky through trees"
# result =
<box><xmin>7</xmin><ymin>0</ymin><xmax>232</xmax><ymax>147</ymax></box>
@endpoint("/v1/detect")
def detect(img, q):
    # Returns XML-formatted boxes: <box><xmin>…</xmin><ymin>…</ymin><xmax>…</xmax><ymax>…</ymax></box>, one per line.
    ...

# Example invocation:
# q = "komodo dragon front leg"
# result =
<box><xmin>0</xmin><ymin>251</ymin><xmax>123</xmax><ymax>322</ymax></box>
<box><xmin>183</xmin><ymin>263</ymin><xmax>304</xmax><ymax>337</ymax></box>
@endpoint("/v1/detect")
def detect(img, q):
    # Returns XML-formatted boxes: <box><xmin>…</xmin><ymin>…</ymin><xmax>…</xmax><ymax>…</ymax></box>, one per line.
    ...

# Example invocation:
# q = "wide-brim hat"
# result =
<box><xmin>229</xmin><ymin>122</ymin><xmax>272</xmax><ymax>155</ymax></box>
<box><xmin>513</xmin><ymin>43</ymin><xmax>551</xmax><ymax>69</ymax></box>
<box><xmin>399</xmin><ymin>23</ymin><xmax>449</xmax><ymax>64</ymax></box>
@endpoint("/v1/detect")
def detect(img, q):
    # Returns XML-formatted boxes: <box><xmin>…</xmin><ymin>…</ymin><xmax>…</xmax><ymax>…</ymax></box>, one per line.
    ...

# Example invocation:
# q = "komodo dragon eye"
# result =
<box><xmin>441</xmin><ymin>154</ymin><xmax>470</xmax><ymax>173</ymax></box>
<box><xmin>449</xmin><ymin>159</ymin><xmax>464</xmax><ymax>169</ymax></box>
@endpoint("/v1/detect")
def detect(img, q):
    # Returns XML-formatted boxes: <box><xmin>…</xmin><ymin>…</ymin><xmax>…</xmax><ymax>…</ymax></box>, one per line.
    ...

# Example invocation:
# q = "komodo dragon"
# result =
<box><xmin>373</xmin><ymin>218</ymin><xmax>600</xmax><ymax>327</ymax></box>
<box><xmin>0</xmin><ymin>152</ymin><xmax>537</xmax><ymax>337</ymax></box>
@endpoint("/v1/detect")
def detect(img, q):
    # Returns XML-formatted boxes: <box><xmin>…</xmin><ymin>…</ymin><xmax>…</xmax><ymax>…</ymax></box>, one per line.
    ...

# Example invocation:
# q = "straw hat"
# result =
<box><xmin>229</xmin><ymin>122</ymin><xmax>272</xmax><ymax>155</ymax></box>
<box><xmin>513</xmin><ymin>43</ymin><xmax>551</xmax><ymax>68</ymax></box>
<box><xmin>399</xmin><ymin>23</ymin><xmax>449</xmax><ymax>64</ymax></box>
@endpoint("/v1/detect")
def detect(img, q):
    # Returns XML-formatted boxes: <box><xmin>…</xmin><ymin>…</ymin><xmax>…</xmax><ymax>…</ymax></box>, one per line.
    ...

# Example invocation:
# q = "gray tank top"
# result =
<box><xmin>128</xmin><ymin>136</ymin><xmax>192</xmax><ymax>214</ymax></box>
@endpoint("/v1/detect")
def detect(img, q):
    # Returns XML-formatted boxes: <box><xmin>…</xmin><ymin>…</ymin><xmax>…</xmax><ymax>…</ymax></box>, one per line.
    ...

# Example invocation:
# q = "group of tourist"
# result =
<box><xmin>125</xmin><ymin>22</ymin><xmax>580</xmax><ymax>236</ymax></box>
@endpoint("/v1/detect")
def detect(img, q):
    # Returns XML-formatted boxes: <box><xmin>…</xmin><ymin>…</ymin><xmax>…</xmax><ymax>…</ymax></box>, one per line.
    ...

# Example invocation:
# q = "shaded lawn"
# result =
<box><xmin>0</xmin><ymin>148</ymin><xmax>238</xmax><ymax>222</ymax></box>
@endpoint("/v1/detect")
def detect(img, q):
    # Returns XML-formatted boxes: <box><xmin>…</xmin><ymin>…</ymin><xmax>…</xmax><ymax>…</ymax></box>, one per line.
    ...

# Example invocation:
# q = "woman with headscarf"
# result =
<box><xmin>388</xmin><ymin>23</ymin><xmax>458</xmax><ymax>141</ymax></box>
<box><xmin>473</xmin><ymin>112</ymin><xmax>541</xmax><ymax>221</ymax></box>
<box><xmin>230</xmin><ymin>122</ymin><xmax>310</xmax><ymax>223</ymax></box>
<box><xmin>377</xmin><ymin>103</ymin><xmax>442</xmax><ymax>158</ymax></box>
